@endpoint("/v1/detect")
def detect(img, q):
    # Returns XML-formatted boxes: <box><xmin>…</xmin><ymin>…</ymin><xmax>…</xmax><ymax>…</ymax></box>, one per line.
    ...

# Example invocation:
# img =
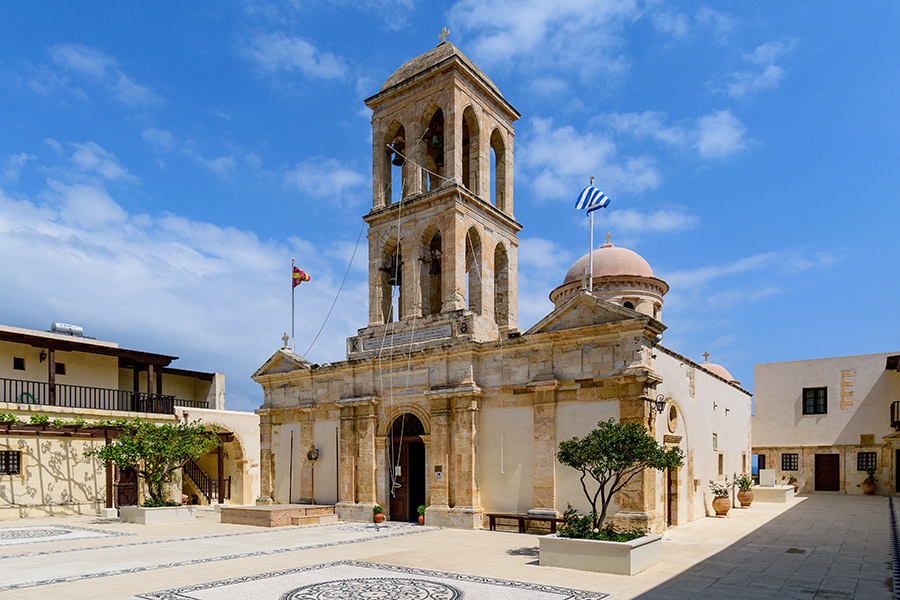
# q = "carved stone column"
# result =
<box><xmin>528</xmin><ymin>376</ymin><xmax>559</xmax><ymax>517</ymax></box>
<box><xmin>375</xmin><ymin>437</ymin><xmax>389</xmax><ymax>516</ymax></box>
<box><xmin>420</xmin><ymin>434</ymin><xmax>432</xmax><ymax>506</ymax></box>
<box><xmin>255</xmin><ymin>409</ymin><xmax>275</xmax><ymax>504</ymax></box>
<box><xmin>613</xmin><ymin>383</ymin><xmax>661</xmax><ymax>532</ymax></box>
<box><xmin>298</xmin><ymin>409</ymin><xmax>315</xmax><ymax>503</ymax></box>
<box><xmin>356</xmin><ymin>402</ymin><xmax>377</xmax><ymax>505</ymax></box>
<box><xmin>336</xmin><ymin>405</ymin><xmax>357</xmax><ymax>514</ymax></box>
<box><xmin>426</xmin><ymin>398</ymin><xmax>451</xmax><ymax>509</ymax></box>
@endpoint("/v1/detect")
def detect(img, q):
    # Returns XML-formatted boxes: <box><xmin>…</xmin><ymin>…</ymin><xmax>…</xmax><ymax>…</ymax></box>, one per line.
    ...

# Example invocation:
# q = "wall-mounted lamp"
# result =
<box><xmin>646</xmin><ymin>394</ymin><xmax>667</xmax><ymax>414</ymax></box>
<box><xmin>39</xmin><ymin>351</ymin><xmax>47</xmax><ymax>363</ymax></box>
<box><xmin>307</xmin><ymin>446</ymin><xmax>319</xmax><ymax>463</ymax></box>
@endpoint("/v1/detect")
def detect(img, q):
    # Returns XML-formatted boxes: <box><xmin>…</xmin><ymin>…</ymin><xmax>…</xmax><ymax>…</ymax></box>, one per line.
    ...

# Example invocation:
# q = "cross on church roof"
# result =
<box><xmin>439</xmin><ymin>27</ymin><xmax>450</xmax><ymax>43</ymax></box>
<box><xmin>702</xmin><ymin>351</ymin><xmax>710</xmax><ymax>363</ymax></box>
<box><xmin>604</xmin><ymin>232</ymin><xmax>612</xmax><ymax>244</ymax></box>
<box><xmin>282</xmin><ymin>332</ymin><xmax>290</xmax><ymax>348</ymax></box>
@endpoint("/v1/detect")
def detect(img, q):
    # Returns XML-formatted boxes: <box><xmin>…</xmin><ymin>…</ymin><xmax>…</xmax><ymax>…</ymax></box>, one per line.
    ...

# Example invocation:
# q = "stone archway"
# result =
<box><xmin>387</xmin><ymin>413</ymin><xmax>426</xmax><ymax>522</ymax></box>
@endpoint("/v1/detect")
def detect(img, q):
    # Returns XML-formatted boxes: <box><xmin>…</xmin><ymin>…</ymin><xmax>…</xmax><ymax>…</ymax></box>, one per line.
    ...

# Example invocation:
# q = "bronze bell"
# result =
<box><xmin>391</xmin><ymin>151</ymin><xmax>405</xmax><ymax>166</ymax></box>
<box><xmin>387</xmin><ymin>268</ymin><xmax>401</xmax><ymax>287</ymax></box>
<box><xmin>434</xmin><ymin>151</ymin><xmax>444</xmax><ymax>167</ymax></box>
<box><xmin>431</xmin><ymin>135</ymin><xmax>442</xmax><ymax>148</ymax></box>
<box><xmin>429</xmin><ymin>259</ymin><xmax>441</xmax><ymax>275</ymax></box>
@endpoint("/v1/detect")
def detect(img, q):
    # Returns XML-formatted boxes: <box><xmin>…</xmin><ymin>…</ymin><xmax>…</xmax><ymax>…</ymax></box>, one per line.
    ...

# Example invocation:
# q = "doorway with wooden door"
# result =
<box><xmin>116</xmin><ymin>466</ymin><xmax>139</xmax><ymax>506</ymax></box>
<box><xmin>815</xmin><ymin>454</ymin><xmax>840</xmax><ymax>491</ymax></box>
<box><xmin>388</xmin><ymin>413</ymin><xmax>426</xmax><ymax>522</ymax></box>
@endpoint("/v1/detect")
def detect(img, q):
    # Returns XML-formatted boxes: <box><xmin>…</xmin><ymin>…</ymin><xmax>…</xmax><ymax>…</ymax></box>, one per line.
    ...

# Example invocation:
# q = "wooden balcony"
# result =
<box><xmin>1</xmin><ymin>377</ymin><xmax>176</xmax><ymax>415</ymax></box>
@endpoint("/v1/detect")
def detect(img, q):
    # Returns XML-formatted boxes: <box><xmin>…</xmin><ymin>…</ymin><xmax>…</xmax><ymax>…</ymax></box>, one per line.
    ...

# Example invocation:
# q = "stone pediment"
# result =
<box><xmin>526</xmin><ymin>290</ymin><xmax>650</xmax><ymax>335</ymax></box>
<box><xmin>252</xmin><ymin>348</ymin><xmax>312</xmax><ymax>379</ymax></box>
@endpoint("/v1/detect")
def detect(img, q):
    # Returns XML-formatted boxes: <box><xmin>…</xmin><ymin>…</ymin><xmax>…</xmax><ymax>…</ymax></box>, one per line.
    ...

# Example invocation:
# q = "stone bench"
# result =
<box><xmin>752</xmin><ymin>486</ymin><xmax>795</xmax><ymax>503</ymax></box>
<box><xmin>221</xmin><ymin>504</ymin><xmax>336</xmax><ymax>527</ymax></box>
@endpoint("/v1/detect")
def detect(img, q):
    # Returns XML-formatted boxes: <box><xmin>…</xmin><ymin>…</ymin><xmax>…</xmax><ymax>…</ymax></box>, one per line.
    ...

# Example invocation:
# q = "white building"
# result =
<box><xmin>752</xmin><ymin>352</ymin><xmax>900</xmax><ymax>495</ymax></box>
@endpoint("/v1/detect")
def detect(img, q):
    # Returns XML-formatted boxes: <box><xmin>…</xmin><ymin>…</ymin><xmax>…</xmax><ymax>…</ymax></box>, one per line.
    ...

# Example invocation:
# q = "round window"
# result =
<box><xmin>667</xmin><ymin>405</ymin><xmax>678</xmax><ymax>433</ymax></box>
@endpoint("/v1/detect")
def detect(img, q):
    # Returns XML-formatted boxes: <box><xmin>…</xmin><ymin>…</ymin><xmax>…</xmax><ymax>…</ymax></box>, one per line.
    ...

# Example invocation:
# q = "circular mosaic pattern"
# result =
<box><xmin>0</xmin><ymin>528</ymin><xmax>68</xmax><ymax>540</ymax></box>
<box><xmin>281</xmin><ymin>577</ymin><xmax>461</xmax><ymax>600</ymax></box>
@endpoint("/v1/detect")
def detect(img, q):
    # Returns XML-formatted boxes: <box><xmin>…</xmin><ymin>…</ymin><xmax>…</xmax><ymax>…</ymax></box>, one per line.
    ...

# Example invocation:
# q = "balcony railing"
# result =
<box><xmin>892</xmin><ymin>400</ymin><xmax>900</xmax><ymax>431</ymax></box>
<box><xmin>174</xmin><ymin>398</ymin><xmax>211</xmax><ymax>408</ymax></box>
<box><xmin>1</xmin><ymin>377</ymin><xmax>176</xmax><ymax>415</ymax></box>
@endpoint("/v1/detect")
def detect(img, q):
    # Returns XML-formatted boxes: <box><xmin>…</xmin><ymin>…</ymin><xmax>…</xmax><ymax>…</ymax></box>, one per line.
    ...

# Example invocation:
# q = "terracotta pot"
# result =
<box><xmin>418</xmin><ymin>515</ymin><xmax>425</xmax><ymax>526</ymax></box>
<box><xmin>789</xmin><ymin>481</ymin><xmax>800</xmax><ymax>493</ymax></box>
<box><xmin>861</xmin><ymin>480</ymin><xmax>876</xmax><ymax>495</ymax></box>
<box><xmin>712</xmin><ymin>496</ymin><xmax>731</xmax><ymax>517</ymax></box>
<box><xmin>374</xmin><ymin>512</ymin><xmax>384</xmax><ymax>523</ymax></box>
<box><xmin>737</xmin><ymin>490</ymin><xmax>753</xmax><ymax>507</ymax></box>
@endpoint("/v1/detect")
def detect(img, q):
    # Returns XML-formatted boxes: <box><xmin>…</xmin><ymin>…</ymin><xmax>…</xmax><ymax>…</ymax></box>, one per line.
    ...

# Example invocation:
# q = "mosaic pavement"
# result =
<box><xmin>137</xmin><ymin>560</ymin><xmax>608</xmax><ymax>600</ymax></box>
<box><xmin>0</xmin><ymin>524</ymin><xmax>129</xmax><ymax>546</ymax></box>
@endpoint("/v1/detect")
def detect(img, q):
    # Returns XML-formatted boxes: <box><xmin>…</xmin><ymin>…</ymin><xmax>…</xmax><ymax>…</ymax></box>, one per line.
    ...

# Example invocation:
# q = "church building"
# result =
<box><xmin>253</xmin><ymin>41</ymin><xmax>751</xmax><ymax>532</ymax></box>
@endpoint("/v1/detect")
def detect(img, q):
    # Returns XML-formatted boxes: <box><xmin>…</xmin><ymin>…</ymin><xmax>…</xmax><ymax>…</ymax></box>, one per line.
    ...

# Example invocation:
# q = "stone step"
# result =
<box><xmin>292</xmin><ymin>513</ymin><xmax>339</xmax><ymax>526</ymax></box>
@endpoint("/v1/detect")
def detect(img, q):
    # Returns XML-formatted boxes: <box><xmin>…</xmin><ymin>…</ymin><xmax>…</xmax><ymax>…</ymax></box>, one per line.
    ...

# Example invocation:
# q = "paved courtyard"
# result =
<box><xmin>0</xmin><ymin>495</ymin><xmax>892</xmax><ymax>599</ymax></box>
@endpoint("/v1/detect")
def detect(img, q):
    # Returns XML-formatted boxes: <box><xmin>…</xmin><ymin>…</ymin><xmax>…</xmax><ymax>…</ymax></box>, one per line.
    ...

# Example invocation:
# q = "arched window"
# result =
<box><xmin>490</xmin><ymin>129</ymin><xmax>506</xmax><ymax>209</ymax></box>
<box><xmin>465</xmin><ymin>226</ymin><xmax>482</xmax><ymax>315</ymax></box>
<box><xmin>379</xmin><ymin>237</ymin><xmax>401</xmax><ymax>323</ymax></box>
<box><xmin>420</xmin><ymin>227</ymin><xmax>442</xmax><ymax>317</ymax></box>
<box><xmin>494</xmin><ymin>242</ymin><xmax>509</xmax><ymax>327</ymax></box>
<box><xmin>461</xmin><ymin>106</ymin><xmax>479</xmax><ymax>193</ymax></box>
<box><xmin>424</xmin><ymin>109</ymin><xmax>444</xmax><ymax>192</ymax></box>
<box><xmin>623</xmin><ymin>301</ymin><xmax>635</xmax><ymax>310</ymax></box>
<box><xmin>385</xmin><ymin>122</ymin><xmax>406</xmax><ymax>205</ymax></box>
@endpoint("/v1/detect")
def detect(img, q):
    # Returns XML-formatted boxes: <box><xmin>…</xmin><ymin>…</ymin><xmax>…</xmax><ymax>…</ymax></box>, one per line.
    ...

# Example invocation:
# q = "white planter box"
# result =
<box><xmin>752</xmin><ymin>485</ymin><xmax>794</xmax><ymax>503</ymax></box>
<box><xmin>539</xmin><ymin>532</ymin><xmax>662</xmax><ymax>575</ymax></box>
<box><xmin>119</xmin><ymin>505</ymin><xmax>196</xmax><ymax>524</ymax></box>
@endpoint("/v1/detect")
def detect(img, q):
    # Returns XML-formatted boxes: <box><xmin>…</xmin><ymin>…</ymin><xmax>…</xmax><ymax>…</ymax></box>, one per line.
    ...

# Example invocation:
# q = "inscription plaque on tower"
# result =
<box><xmin>362</xmin><ymin>324</ymin><xmax>452</xmax><ymax>351</ymax></box>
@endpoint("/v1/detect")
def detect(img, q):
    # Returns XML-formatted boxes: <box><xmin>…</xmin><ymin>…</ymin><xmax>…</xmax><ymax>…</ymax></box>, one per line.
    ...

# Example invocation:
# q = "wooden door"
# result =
<box><xmin>389</xmin><ymin>439</ymin><xmax>411</xmax><ymax>521</ymax></box>
<box><xmin>117</xmin><ymin>466</ymin><xmax>138</xmax><ymax>506</ymax></box>
<box><xmin>815</xmin><ymin>454</ymin><xmax>840</xmax><ymax>491</ymax></box>
<box><xmin>666</xmin><ymin>469</ymin><xmax>674</xmax><ymax>527</ymax></box>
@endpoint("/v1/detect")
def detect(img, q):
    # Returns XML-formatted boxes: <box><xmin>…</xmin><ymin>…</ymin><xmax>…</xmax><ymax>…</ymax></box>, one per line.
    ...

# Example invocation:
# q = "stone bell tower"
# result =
<box><xmin>346</xmin><ymin>40</ymin><xmax>522</xmax><ymax>360</ymax></box>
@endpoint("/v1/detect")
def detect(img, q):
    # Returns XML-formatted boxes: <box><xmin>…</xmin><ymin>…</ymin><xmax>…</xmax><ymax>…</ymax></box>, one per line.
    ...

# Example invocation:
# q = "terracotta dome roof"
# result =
<box><xmin>700</xmin><ymin>358</ymin><xmax>739</xmax><ymax>384</ymax></box>
<box><xmin>380</xmin><ymin>42</ymin><xmax>502</xmax><ymax>96</ymax></box>
<box><xmin>563</xmin><ymin>242</ymin><xmax>654</xmax><ymax>285</ymax></box>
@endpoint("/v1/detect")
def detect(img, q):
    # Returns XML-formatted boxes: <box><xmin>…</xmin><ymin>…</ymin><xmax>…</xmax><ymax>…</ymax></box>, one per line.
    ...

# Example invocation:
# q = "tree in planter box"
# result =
<box><xmin>86</xmin><ymin>419</ymin><xmax>220</xmax><ymax>506</ymax></box>
<box><xmin>556</xmin><ymin>419</ymin><xmax>683</xmax><ymax>536</ymax></box>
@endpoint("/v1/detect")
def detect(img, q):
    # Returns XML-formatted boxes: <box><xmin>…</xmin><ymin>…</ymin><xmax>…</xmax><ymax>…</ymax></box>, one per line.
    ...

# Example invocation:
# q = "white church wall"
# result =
<box><xmin>477</xmin><ymin>404</ymin><xmax>533</xmax><ymax>513</ymax></box>
<box><xmin>312</xmin><ymin>420</ymin><xmax>339</xmax><ymax>505</ymax></box>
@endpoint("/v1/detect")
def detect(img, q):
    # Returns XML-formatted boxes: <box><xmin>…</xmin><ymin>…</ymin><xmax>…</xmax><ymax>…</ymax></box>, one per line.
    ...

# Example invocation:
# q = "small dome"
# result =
<box><xmin>380</xmin><ymin>42</ymin><xmax>502</xmax><ymax>96</ymax></box>
<box><xmin>700</xmin><ymin>355</ymin><xmax>740</xmax><ymax>384</ymax></box>
<box><xmin>563</xmin><ymin>241</ymin><xmax>654</xmax><ymax>285</ymax></box>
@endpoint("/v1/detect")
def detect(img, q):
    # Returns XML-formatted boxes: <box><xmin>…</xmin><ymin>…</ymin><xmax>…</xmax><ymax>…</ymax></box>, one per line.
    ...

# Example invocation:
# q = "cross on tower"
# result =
<box><xmin>282</xmin><ymin>332</ymin><xmax>290</xmax><ymax>348</ymax></box>
<box><xmin>604</xmin><ymin>232</ymin><xmax>612</xmax><ymax>244</ymax></box>
<box><xmin>702</xmin><ymin>351</ymin><xmax>710</xmax><ymax>363</ymax></box>
<box><xmin>439</xmin><ymin>27</ymin><xmax>450</xmax><ymax>43</ymax></box>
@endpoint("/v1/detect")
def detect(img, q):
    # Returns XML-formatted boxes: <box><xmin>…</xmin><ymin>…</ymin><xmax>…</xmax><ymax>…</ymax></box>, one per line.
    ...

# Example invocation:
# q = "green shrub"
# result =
<box><xmin>557</xmin><ymin>506</ymin><xmax>647</xmax><ymax>542</ymax></box>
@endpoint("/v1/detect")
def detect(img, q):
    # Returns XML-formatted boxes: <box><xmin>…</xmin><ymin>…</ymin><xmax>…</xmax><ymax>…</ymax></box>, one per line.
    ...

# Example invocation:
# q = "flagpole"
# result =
<box><xmin>588</xmin><ymin>176</ymin><xmax>595</xmax><ymax>293</ymax></box>
<box><xmin>291</xmin><ymin>257</ymin><xmax>295</xmax><ymax>351</ymax></box>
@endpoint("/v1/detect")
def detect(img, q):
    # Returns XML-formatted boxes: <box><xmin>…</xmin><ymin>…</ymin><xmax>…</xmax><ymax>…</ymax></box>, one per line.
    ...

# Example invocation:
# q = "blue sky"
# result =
<box><xmin>1</xmin><ymin>2</ymin><xmax>897</xmax><ymax>412</ymax></box>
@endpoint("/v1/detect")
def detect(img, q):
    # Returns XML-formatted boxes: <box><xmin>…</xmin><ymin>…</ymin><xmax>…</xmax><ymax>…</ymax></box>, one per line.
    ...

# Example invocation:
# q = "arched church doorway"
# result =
<box><xmin>388</xmin><ymin>413</ymin><xmax>426</xmax><ymax>522</ymax></box>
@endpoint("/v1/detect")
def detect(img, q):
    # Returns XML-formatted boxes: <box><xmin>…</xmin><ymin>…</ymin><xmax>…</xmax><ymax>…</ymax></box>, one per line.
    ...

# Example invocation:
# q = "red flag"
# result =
<box><xmin>292</xmin><ymin>266</ymin><xmax>310</xmax><ymax>288</ymax></box>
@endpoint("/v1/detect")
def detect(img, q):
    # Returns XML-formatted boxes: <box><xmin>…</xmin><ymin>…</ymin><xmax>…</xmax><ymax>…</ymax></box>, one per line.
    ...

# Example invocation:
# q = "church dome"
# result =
<box><xmin>563</xmin><ymin>241</ymin><xmax>654</xmax><ymax>284</ymax></box>
<box><xmin>700</xmin><ymin>355</ymin><xmax>740</xmax><ymax>384</ymax></box>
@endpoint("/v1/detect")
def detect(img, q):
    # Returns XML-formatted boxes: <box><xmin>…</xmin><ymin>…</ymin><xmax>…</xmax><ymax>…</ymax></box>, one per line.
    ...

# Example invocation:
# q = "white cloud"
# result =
<box><xmin>142</xmin><ymin>128</ymin><xmax>241</xmax><ymax>177</ymax></box>
<box><xmin>3</xmin><ymin>153</ymin><xmax>36</xmax><ymax>181</ymax></box>
<box><xmin>694</xmin><ymin>110</ymin><xmax>747</xmax><ymax>158</ymax></box>
<box><xmin>712</xmin><ymin>38</ymin><xmax>798</xmax><ymax>100</ymax></box>
<box><xmin>284</xmin><ymin>157</ymin><xmax>366</xmax><ymax>200</ymax></box>
<box><xmin>606</xmin><ymin>208</ymin><xmax>699</xmax><ymax>233</ymax></box>
<box><xmin>47</xmin><ymin>43</ymin><xmax>162</xmax><ymax>108</ymax></box>
<box><xmin>0</xmin><ymin>184</ymin><xmax>368</xmax><ymax>411</ymax></box>
<box><xmin>448</xmin><ymin>0</ymin><xmax>638</xmax><ymax>79</ymax></box>
<box><xmin>516</xmin><ymin>237</ymin><xmax>574</xmax><ymax>328</ymax></box>
<box><xmin>244</xmin><ymin>33</ymin><xmax>346</xmax><ymax>80</ymax></box>
<box><xmin>695</xmin><ymin>7</ymin><xmax>738</xmax><ymax>45</ymax></box>
<box><xmin>69</xmin><ymin>142</ymin><xmax>136</xmax><ymax>181</ymax></box>
<box><xmin>519</xmin><ymin>117</ymin><xmax>660</xmax><ymax>203</ymax></box>
<box><xmin>651</xmin><ymin>9</ymin><xmax>690</xmax><ymax>39</ymax></box>
<box><xmin>142</xmin><ymin>128</ymin><xmax>178</xmax><ymax>151</ymax></box>
<box><xmin>610</xmin><ymin>109</ymin><xmax>749</xmax><ymax>159</ymax></box>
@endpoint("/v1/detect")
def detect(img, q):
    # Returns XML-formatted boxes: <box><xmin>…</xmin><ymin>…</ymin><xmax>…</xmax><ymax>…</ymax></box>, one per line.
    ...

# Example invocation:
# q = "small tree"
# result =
<box><xmin>557</xmin><ymin>419</ymin><xmax>683</xmax><ymax>529</ymax></box>
<box><xmin>87</xmin><ymin>419</ymin><xmax>220</xmax><ymax>505</ymax></box>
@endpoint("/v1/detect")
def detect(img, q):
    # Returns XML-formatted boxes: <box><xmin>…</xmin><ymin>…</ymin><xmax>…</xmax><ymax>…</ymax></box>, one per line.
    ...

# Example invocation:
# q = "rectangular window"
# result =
<box><xmin>857</xmin><ymin>452</ymin><xmax>877</xmax><ymax>471</ymax></box>
<box><xmin>718</xmin><ymin>453</ymin><xmax>724</xmax><ymax>477</ymax></box>
<box><xmin>802</xmin><ymin>387</ymin><xmax>827</xmax><ymax>415</ymax></box>
<box><xmin>13</xmin><ymin>357</ymin><xmax>25</xmax><ymax>370</ymax></box>
<box><xmin>0</xmin><ymin>450</ymin><xmax>21</xmax><ymax>475</ymax></box>
<box><xmin>712</xmin><ymin>433</ymin><xmax>718</xmax><ymax>451</ymax></box>
<box><xmin>782</xmin><ymin>453</ymin><xmax>799</xmax><ymax>471</ymax></box>
<box><xmin>55</xmin><ymin>362</ymin><xmax>66</xmax><ymax>376</ymax></box>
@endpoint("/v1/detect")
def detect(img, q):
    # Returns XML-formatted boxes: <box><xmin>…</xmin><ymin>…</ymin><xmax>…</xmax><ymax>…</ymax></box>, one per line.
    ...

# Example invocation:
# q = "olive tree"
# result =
<box><xmin>87</xmin><ymin>419</ymin><xmax>220</xmax><ymax>505</ymax></box>
<box><xmin>557</xmin><ymin>419</ymin><xmax>684</xmax><ymax>529</ymax></box>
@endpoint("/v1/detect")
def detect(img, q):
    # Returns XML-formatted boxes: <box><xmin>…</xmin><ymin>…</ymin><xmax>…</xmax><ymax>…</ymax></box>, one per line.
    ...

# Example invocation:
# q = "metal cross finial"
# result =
<box><xmin>439</xmin><ymin>27</ymin><xmax>450</xmax><ymax>43</ymax></box>
<box><xmin>702</xmin><ymin>351</ymin><xmax>710</xmax><ymax>362</ymax></box>
<box><xmin>604</xmin><ymin>231</ymin><xmax>612</xmax><ymax>244</ymax></box>
<box><xmin>590</xmin><ymin>176</ymin><xmax>594</xmax><ymax>186</ymax></box>
<box><xmin>282</xmin><ymin>332</ymin><xmax>290</xmax><ymax>348</ymax></box>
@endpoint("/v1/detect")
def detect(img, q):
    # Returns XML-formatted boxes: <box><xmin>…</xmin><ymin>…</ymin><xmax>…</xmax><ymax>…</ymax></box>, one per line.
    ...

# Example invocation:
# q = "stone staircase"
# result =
<box><xmin>291</xmin><ymin>505</ymin><xmax>338</xmax><ymax>526</ymax></box>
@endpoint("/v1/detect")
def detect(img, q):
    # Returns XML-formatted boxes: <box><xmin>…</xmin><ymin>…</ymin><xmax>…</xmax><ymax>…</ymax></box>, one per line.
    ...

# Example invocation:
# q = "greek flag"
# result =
<box><xmin>574</xmin><ymin>185</ymin><xmax>610</xmax><ymax>214</ymax></box>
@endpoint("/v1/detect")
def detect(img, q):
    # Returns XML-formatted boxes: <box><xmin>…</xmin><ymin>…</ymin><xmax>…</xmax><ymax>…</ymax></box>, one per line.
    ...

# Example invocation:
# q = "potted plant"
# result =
<box><xmin>709</xmin><ymin>478</ymin><xmax>731</xmax><ymax>516</ymax></box>
<box><xmin>858</xmin><ymin>468</ymin><xmax>877</xmax><ymax>495</ymax></box>
<box><xmin>541</xmin><ymin>419</ymin><xmax>684</xmax><ymax>575</ymax></box>
<box><xmin>787</xmin><ymin>474</ymin><xmax>799</xmax><ymax>493</ymax></box>
<box><xmin>417</xmin><ymin>505</ymin><xmax>426</xmax><ymax>525</ymax></box>
<box><xmin>735</xmin><ymin>473</ymin><xmax>754</xmax><ymax>507</ymax></box>
<box><xmin>373</xmin><ymin>504</ymin><xmax>384</xmax><ymax>523</ymax></box>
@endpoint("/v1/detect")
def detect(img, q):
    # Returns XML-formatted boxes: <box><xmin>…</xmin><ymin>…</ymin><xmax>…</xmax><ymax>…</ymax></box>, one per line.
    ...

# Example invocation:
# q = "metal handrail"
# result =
<box><xmin>0</xmin><ymin>377</ymin><xmax>176</xmax><ymax>415</ymax></box>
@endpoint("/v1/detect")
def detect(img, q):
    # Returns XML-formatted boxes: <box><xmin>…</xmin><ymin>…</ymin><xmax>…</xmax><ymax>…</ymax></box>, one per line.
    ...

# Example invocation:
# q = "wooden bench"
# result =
<box><xmin>486</xmin><ymin>512</ymin><xmax>564</xmax><ymax>534</ymax></box>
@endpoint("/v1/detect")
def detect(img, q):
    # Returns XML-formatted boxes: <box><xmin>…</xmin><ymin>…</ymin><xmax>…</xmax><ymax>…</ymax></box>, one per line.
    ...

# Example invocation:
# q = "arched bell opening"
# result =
<box><xmin>494</xmin><ymin>242</ymin><xmax>509</xmax><ymax>328</ymax></box>
<box><xmin>385</xmin><ymin>122</ymin><xmax>406</xmax><ymax>205</ymax></box>
<box><xmin>420</xmin><ymin>226</ymin><xmax>442</xmax><ymax>317</ymax></box>
<box><xmin>379</xmin><ymin>237</ymin><xmax>402</xmax><ymax>324</ymax></box>
<box><xmin>465</xmin><ymin>226</ymin><xmax>483</xmax><ymax>315</ymax></box>
<box><xmin>424</xmin><ymin>109</ymin><xmax>444</xmax><ymax>192</ymax></box>
<box><xmin>387</xmin><ymin>413</ymin><xmax>426</xmax><ymax>522</ymax></box>
<box><xmin>490</xmin><ymin>128</ymin><xmax>506</xmax><ymax>210</ymax></box>
<box><xmin>461</xmin><ymin>106</ymin><xmax>479</xmax><ymax>193</ymax></box>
